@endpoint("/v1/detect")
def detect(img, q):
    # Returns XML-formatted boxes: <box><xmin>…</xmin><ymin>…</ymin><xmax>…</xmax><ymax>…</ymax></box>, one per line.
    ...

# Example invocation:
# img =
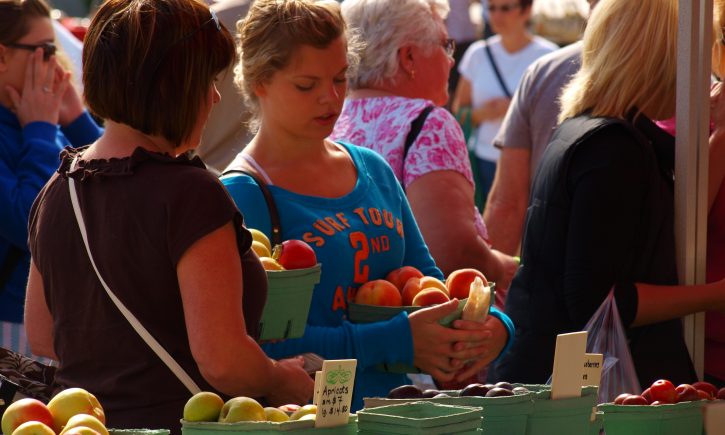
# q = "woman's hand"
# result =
<box><xmin>448</xmin><ymin>315</ymin><xmax>508</xmax><ymax>381</ymax></box>
<box><xmin>5</xmin><ymin>49</ymin><xmax>70</xmax><ymax>127</ymax></box>
<box><xmin>408</xmin><ymin>299</ymin><xmax>493</xmax><ymax>382</ymax></box>
<box><xmin>56</xmin><ymin>64</ymin><xmax>85</xmax><ymax>127</ymax></box>
<box><xmin>264</xmin><ymin>357</ymin><xmax>315</xmax><ymax>407</ymax></box>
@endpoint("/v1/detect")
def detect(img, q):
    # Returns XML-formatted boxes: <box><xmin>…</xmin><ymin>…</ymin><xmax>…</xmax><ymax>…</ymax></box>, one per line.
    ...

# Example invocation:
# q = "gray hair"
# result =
<box><xmin>341</xmin><ymin>0</ymin><xmax>450</xmax><ymax>89</ymax></box>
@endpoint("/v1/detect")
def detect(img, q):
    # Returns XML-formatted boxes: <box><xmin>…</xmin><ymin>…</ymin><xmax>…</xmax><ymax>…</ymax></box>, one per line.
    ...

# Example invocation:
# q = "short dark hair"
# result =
<box><xmin>520</xmin><ymin>0</ymin><xmax>533</xmax><ymax>9</ymax></box>
<box><xmin>83</xmin><ymin>0</ymin><xmax>235</xmax><ymax>147</ymax></box>
<box><xmin>0</xmin><ymin>0</ymin><xmax>51</xmax><ymax>44</ymax></box>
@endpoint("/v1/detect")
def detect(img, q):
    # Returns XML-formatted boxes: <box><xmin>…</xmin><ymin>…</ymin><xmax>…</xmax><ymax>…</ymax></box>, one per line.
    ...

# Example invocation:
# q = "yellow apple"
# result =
<box><xmin>218</xmin><ymin>397</ymin><xmax>265</xmax><ymax>423</ymax></box>
<box><xmin>183</xmin><ymin>391</ymin><xmax>224</xmax><ymax>422</ymax></box>
<box><xmin>59</xmin><ymin>414</ymin><xmax>108</xmax><ymax>435</ymax></box>
<box><xmin>263</xmin><ymin>407</ymin><xmax>290</xmax><ymax>422</ymax></box>
<box><xmin>289</xmin><ymin>404</ymin><xmax>317</xmax><ymax>421</ymax></box>
<box><xmin>10</xmin><ymin>421</ymin><xmax>55</xmax><ymax>435</ymax></box>
<box><xmin>2</xmin><ymin>398</ymin><xmax>55</xmax><ymax>435</ymax></box>
<box><xmin>251</xmin><ymin>241</ymin><xmax>271</xmax><ymax>258</ymax></box>
<box><xmin>248</xmin><ymin>229</ymin><xmax>272</xmax><ymax>253</ymax></box>
<box><xmin>47</xmin><ymin>388</ymin><xmax>105</xmax><ymax>433</ymax></box>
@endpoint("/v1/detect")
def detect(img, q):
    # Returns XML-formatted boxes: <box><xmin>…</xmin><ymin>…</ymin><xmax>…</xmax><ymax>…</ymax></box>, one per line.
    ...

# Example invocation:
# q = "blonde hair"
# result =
<box><xmin>713</xmin><ymin>0</ymin><xmax>725</xmax><ymax>76</ymax></box>
<box><xmin>234</xmin><ymin>0</ymin><xmax>360</xmax><ymax>131</ymax></box>
<box><xmin>341</xmin><ymin>0</ymin><xmax>449</xmax><ymax>89</ymax></box>
<box><xmin>558</xmin><ymin>0</ymin><xmax>678</xmax><ymax>122</ymax></box>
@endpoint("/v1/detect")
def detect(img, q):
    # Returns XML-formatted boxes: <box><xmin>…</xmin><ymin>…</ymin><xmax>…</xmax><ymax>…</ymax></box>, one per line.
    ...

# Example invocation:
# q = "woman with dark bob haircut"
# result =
<box><xmin>24</xmin><ymin>0</ymin><xmax>313</xmax><ymax>431</ymax></box>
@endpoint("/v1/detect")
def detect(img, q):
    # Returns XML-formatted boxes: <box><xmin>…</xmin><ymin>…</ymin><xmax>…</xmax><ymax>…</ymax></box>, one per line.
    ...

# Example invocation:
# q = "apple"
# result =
<box><xmin>355</xmin><ymin>280</ymin><xmax>402</xmax><ymax>307</ymax></box>
<box><xmin>675</xmin><ymin>384</ymin><xmax>701</xmax><ymax>403</ymax></box>
<box><xmin>692</xmin><ymin>381</ymin><xmax>718</xmax><ymax>398</ymax></box>
<box><xmin>251</xmin><ymin>241</ymin><xmax>271</xmax><ymax>258</ymax></box>
<box><xmin>259</xmin><ymin>257</ymin><xmax>285</xmax><ymax>271</ymax></box>
<box><xmin>719</xmin><ymin>387</ymin><xmax>725</xmax><ymax>400</ymax></box>
<box><xmin>641</xmin><ymin>388</ymin><xmax>653</xmax><ymax>404</ymax></box>
<box><xmin>445</xmin><ymin>269</ymin><xmax>487</xmax><ymax>300</ymax></box>
<box><xmin>273</xmin><ymin>240</ymin><xmax>317</xmax><ymax>270</ymax></box>
<box><xmin>2</xmin><ymin>398</ymin><xmax>55</xmax><ymax>435</ymax></box>
<box><xmin>47</xmin><ymin>388</ymin><xmax>105</xmax><ymax>433</ymax></box>
<box><xmin>289</xmin><ymin>404</ymin><xmax>317</xmax><ymax>421</ymax></box>
<box><xmin>263</xmin><ymin>407</ymin><xmax>290</xmax><ymax>422</ymax></box>
<box><xmin>698</xmin><ymin>390</ymin><xmax>712</xmax><ymax>400</ymax></box>
<box><xmin>614</xmin><ymin>394</ymin><xmax>631</xmax><ymax>405</ymax></box>
<box><xmin>218</xmin><ymin>397</ymin><xmax>265</xmax><ymax>423</ymax></box>
<box><xmin>59</xmin><ymin>414</ymin><xmax>108</xmax><ymax>435</ymax></box>
<box><xmin>622</xmin><ymin>395</ymin><xmax>648</xmax><ymax>405</ymax></box>
<box><xmin>412</xmin><ymin>288</ymin><xmax>450</xmax><ymax>306</ymax></box>
<box><xmin>248</xmin><ymin>228</ymin><xmax>272</xmax><ymax>253</ymax></box>
<box><xmin>183</xmin><ymin>391</ymin><xmax>224</xmax><ymax>422</ymax></box>
<box><xmin>10</xmin><ymin>421</ymin><xmax>55</xmax><ymax>435</ymax></box>
<box><xmin>386</xmin><ymin>266</ymin><xmax>424</xmax><ymax>291</ymax></box>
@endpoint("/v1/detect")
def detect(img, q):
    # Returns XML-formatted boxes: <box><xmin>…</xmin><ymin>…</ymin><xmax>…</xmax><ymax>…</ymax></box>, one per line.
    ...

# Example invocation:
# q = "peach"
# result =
<box><xmin>2</xmin><ymin>399</ymin><xmax>54</xmax><ymax>435</ymax></box>
<box><xmin>412</xmin><ymin>288</ymin><xmax>450</xmax><ymax>306</ymax></box>
<box><xmin>259</xmin><ymin>256</ymin><xmax>285</xmax><ymax>271</ymax></box>
<box><xmin>354</xmin><ymin>280</ymin><xmax>402</xmax><ymax>307</ymax></box>
<box><xmin>47</xmin><ymin>388</ymin><xmax>105</xmax><ymax>433</ymax></box>
<box><xmin>445</xmin><ymin>269</ymin><xmax>488</xmax><ymax>300</ymax></box>
<box><xmin>386</xmin><ymin>266</ymin><xmax>424</xmax><ymax>291</ymax></box>
<box><xmin>10</xmin><ymin>421</ymin><xmax>56</xmax><ymax>435</ymax></box>
<box><xmin>401</xmin><ymin>277</ymin><xmax>423</xmax><ymax>306</ymax></box>
<box><xmin>420</xmin><ymin>276</ymin><xmax>449</xmax><ymax>295</ymax></box>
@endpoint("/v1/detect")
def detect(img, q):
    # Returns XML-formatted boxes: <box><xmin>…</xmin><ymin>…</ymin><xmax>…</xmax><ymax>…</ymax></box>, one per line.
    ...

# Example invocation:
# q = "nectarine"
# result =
<box><xmin>412</xmin><ymin>288</ymin><xmax>450</xmax><ymax>306</ymax></box>
<box><xmin>355</xmin><ymin>280</ymin><xmax>402</xmax><ymax>307</ymax></box>
<box><xmin>445</xmin><ymin>269</ymin><xmax>488</xmax><ymax>300</ymax></box>
<box><xmin>385</xmin><ymin>266</ymin><xmax>423</xmax><ymax>291</ymax></box>
<box><xmin>419</xmin><ymin>276</ymin><xmax>448</xmax><ymax>295</ymax></box>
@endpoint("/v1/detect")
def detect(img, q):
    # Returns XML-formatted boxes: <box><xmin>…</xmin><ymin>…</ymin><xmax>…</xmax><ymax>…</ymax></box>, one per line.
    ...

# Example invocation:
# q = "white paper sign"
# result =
<box><xmin>582</xmin><ymin>353</ymin><xmax>604</xmax><ymax>387</ymax></box>
<box><xmin>551</xmin><ymin>331</ymin><xmax>587</xmax><ymax>400</ymax></box>
<box><xmin>314</xmin><ymin>359</ymin><xmax>357</xmax><ymax>428</ymax></box>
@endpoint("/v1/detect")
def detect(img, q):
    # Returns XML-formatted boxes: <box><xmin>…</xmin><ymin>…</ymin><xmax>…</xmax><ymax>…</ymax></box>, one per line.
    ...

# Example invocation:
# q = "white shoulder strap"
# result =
<box><xmin>68</xmin><ymin>156</ymin><xmax>201</xmax><ymax>394</ymax></box>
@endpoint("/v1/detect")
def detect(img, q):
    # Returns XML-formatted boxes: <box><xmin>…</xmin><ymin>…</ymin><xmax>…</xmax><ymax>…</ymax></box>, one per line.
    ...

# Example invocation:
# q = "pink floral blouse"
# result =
<box><xmin>331</xmin><ymin>96</ymin><xmax>489</xmax><ymax>241</ymax></box>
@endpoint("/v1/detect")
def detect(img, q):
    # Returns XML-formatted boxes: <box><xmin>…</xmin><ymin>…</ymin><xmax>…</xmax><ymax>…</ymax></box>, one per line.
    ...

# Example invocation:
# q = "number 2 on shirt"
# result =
<box><xmin>349</xmin><ymin>231</ymin><xmax>369</xmax><ymax>284</ymax></box>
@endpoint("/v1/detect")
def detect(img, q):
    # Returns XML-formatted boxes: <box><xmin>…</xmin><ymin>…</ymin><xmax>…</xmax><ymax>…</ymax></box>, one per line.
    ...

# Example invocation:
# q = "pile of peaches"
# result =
<box><xmin>2</xmin><ymin>388</ymin><xmax>107</xmax><ymax>435</ymax></box>
<box><xmin>354</xmin><ymin>266</ymin><xmax>488</xmax><ymax>307</ymax></box>
<box><xmin>183</xmin><ymin>392</ymin><xmax>316</xmax><ymax>424</ymax></box>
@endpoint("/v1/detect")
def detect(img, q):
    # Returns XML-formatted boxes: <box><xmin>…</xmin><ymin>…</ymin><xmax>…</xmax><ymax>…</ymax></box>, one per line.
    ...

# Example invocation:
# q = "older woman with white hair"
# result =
<box><xmin>331</xmin><ymin>0</ymin><xmax>518</xmax><ymax>302</ymax></box>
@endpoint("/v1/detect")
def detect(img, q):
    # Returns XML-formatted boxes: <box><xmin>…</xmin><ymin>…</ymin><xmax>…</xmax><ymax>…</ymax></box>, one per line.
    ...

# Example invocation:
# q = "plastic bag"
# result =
<box><xmin>583</xmin><ymin>290</ymin><xmax>640</xmax><ymax>403</ymax></box>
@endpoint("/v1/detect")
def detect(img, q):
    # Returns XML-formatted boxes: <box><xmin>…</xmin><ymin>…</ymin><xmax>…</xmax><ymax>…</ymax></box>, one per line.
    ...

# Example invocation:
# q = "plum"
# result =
<box><xmin>717</xmin><ymin>387</ymin><xmax>725</xmax><ymax>400</ymax></box>
<box><xmin>511</xmin><ymin>387</ymin><xmax>530</xmax><ymax>395</ymax></box>
<box><xmin>485</xmin><ymin>387</ymin><xmax>514</xmax><ymax>397</ymax></box>
<box><xmin>494</xmin><ymin>382</ymin><xmax>514</xmax><ymax>391</ymax></box>
<box><xmin>421</xmin><ymin>389</ymin><xmax>440</xmax><ymax>398</ymax></box>
<box><xmin>460</xmin><ymin>383</ymin><xmax>490</xmax><ymax>397</ymax></box>
<box><xmin>433</xmin><ymin>393</ymin><xmax>451</xmax><ymax>398</ymax></box>
<box><xmin>387</xmin><ymin>385</ymin><xmax>423</xmax><ymax>399</ymax></box>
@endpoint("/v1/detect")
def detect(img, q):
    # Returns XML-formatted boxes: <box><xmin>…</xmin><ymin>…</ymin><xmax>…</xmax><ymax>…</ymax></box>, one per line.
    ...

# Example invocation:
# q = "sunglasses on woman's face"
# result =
<box><xmin>6</xmin><ymin>42</ymin><xmax>57</xmax><ymax>61</ymax></box>
<box><xmin>488</xmin><ymin>3</ymin><xmax>522</xmax><ymax>13</ymax></box>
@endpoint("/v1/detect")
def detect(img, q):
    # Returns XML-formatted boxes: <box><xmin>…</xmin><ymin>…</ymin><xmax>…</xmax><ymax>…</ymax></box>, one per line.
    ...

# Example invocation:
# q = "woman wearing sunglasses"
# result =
<box><xmin>24</xmin><ymin>0</ymin><xmax>313</xmax><ymax>432</ymax></box>
<box><xmin>0</xmin><ymin>0</ymin><xmax>101</xmax><ymax>359</ymax></box>
<box><xmin>451</xmin><ymin>0</ymin><xmax>556</xmax><ymax>207</ymax></box>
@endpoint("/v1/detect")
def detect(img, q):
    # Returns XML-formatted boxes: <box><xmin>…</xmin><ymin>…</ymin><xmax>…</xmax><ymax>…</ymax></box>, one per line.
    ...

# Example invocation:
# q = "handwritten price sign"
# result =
<box><xmin>314</xmin><ymin>359</ymin><xmax>357</xmax><ymax>428</ymax></box>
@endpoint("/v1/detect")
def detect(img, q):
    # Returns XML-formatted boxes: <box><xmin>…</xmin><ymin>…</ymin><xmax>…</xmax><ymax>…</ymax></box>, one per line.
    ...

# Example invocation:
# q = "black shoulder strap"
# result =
<box><xmin>401</xmin><ymin>106</ymin><xmax>435</xmax><ymax>189</ymax></box>
<box><xmin>0</xmin><ymin>246</ymin><xmax>22</xmax><ymax>291</ymax></box>
<box><xmin>483</xmin><ymin>40</ymin><xmax>512</xmax><ymax>98</ymax></box>
<box><xmin>222</xmin><ymin>169</ymin><xmax>282</xmax><ymax>246</ymax></box>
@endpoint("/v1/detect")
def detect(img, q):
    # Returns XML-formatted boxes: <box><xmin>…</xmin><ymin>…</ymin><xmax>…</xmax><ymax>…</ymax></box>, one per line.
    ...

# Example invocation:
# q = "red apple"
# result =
<box><xmin>445</xmin><ymin>269</ymin><xmax>488</xmax><ymax>300</ymax></box>
<box><xmin>641</xmin><ymin>388</ymin><xmax>653</xmax><ymax>404</ymax></box>
<box><xmin>622</xmin><ymin>395</ymin><xmax>648</xmax><ymax>405</ymax></box>
<box><xmin>355</xmin><ymin>280</ymin><xmax>402</xmax><ymax>306</ymax></box>
<box><xmin>386</xmin><ymin>266</ymin><xmax>423</xmax><ymax>291</ymax></box>
<box><xmin>614</xmin><ymin>393</ymin><xmax>631</xmax><ymax>405</ymax></box>
<box><xmin>718</xmin><ymin>387</ymin><xmax>725</xmax><ymax>400</ymax></box>
<box><xmin>692</xmin><ymin>381</ymin><xmax>718</xmax><ymax>398</ymax></box>
<box><xmin>2</xmin><ymin>399</ymin><xmax>55</xmax><ymax>435</ymax></box>
<box><xmin>675</xmin><ymin>384</ymin><xmax>702</xmax><ymax>403</ymax></box>
<box><xmin>272</xmin><ymin>240</ymin><xmax>317</xmax><ymax>270</ymax></box>
<box><xmin>649</xmin><ymin>379</ymin><xmax>677</xmax><ymax>404</ymax></box>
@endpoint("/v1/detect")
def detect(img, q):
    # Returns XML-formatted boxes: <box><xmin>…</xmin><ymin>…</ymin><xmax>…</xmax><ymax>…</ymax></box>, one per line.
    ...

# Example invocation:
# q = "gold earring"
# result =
<box><xmin>410</xmin><ymin>70</ymin><xmax>416</xmax><ymax>80</ymax></box>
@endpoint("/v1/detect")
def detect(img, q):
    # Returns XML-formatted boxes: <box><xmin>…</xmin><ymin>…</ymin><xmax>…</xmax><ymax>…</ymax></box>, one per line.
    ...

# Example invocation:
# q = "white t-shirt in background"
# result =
<box><xmin>459</xmin><ymin>35</ymin><xmax>557</xmax><ymax>162</ymax></box>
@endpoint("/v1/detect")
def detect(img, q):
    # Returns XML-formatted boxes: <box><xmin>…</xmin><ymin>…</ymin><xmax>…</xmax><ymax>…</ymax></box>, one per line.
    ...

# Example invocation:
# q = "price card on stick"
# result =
<box><xmin>551</xmin><ymin>331</ymin><xmax>587</xmax><ymax>400</ymax></box>
<box><xmin>582</xmin><ymin>353</ymin><xmax>604</xmax><ymax>387</ymax></box>
<box><xmin>312</xmin><ymin>371</ymin><xmax>323</xmax><ymax>406</ymax></box>
<box><xmin>314</xmin><ymin>359</ymin><xmax>357</xmax><ymax>428</ymax></box>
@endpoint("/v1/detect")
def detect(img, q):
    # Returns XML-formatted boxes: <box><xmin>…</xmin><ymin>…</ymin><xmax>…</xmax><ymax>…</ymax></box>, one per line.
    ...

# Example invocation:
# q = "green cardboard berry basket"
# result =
<box><xmin>598</xmin><ymin>400</ymin><xmax>704</xmax><ymax>435</ymax></box>
<box><xmin>347</xmin><ymin>299</ymin><xmax>466</xmax><ymax>373</ymax></box>
<box><xmin>521</xmin><ymin>385</ymin><xmax>599</xmax><ymax>435</ymax></box>
<box><xmin>109</xmin><ymin>430</ymin><xmax>170</xmax><ymax>435</ymax></box>
<box><xmin>356</xmin><ymin>401</ymin><xmax>482</xmax><ymax>434</ymax></box>
<box><xmin>259</xmin><ymin>264</ymin><xmax>321</xmax><ymax>341</ymax></box>
<box><xmin>363</xmin><ymin>388</ymin><xmax>534</xmax><ymax>435</ymax></box>
<box><xmin>180</xmin><ymin>415</ymin><xmax>356</xmax><ymax>435</ymax></box>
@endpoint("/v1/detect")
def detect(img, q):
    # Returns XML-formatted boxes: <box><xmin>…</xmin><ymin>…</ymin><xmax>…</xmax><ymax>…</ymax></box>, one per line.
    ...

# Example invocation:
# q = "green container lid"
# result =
<box><xmin>109</xmin><ymin>430</ymin><xmax>170</xmax><ymax>435</ymax></box>
<box><xmin>259</xmin><ymin>264</ymin><xmax>321</xmax><ymax>341</ymax></box>
<box><xmin>180</xmin><ymin>415</ymin><xmax>356</xmax><ymax>434</ymax></box>
<box><xmin>598</xmin><ymin>400</ymin><xmax>704</xmax><ymax>435</ymax></box>
<box><xmin>357</xmin><ymin>401</ymin><xmax>482</xmax><ymax>434</ymax></box>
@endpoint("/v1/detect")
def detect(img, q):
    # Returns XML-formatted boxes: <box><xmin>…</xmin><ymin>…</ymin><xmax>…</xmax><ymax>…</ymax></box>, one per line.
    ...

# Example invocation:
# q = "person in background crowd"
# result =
<box><xmin>0</xmin><ymin>0</ymin><xmax>101</xmax><ymax>357</ymax></box>
<box><xmin>452</xmin><ymin>0</ymin><xmax>556</xmax><ymax>205</ymax></box>
<box><xmin>492</xmin><ymin>0</ymin><xmax>725</xmax><ymax>389</ymax></box>
<box><xmin>222</xmin><ymin>0</ymin><xmax>515</xmax><ymax>411</ymax></box>
<box><xmin>25</xmin><ymin>1</ymin><xmax>313</xmax><ymax>432</ymax></box>
<box><xmin>331</xmin><ymin>0</ymin><xmax>518</xmax><ymax>297</ymax></box>
<box><xmin>483</xmin><ymin>0</ymin><xmax>598</xmax><ymax>255</ymax></box>
<box><xmin>197</xmin><ymin>0</ymin><xmax>253</xmax><ymax>175</ymax></box>
<box><xmin>446</xmin><ymin>0</ymin><xmax>479</xmax><ymax>98</ymax></box>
